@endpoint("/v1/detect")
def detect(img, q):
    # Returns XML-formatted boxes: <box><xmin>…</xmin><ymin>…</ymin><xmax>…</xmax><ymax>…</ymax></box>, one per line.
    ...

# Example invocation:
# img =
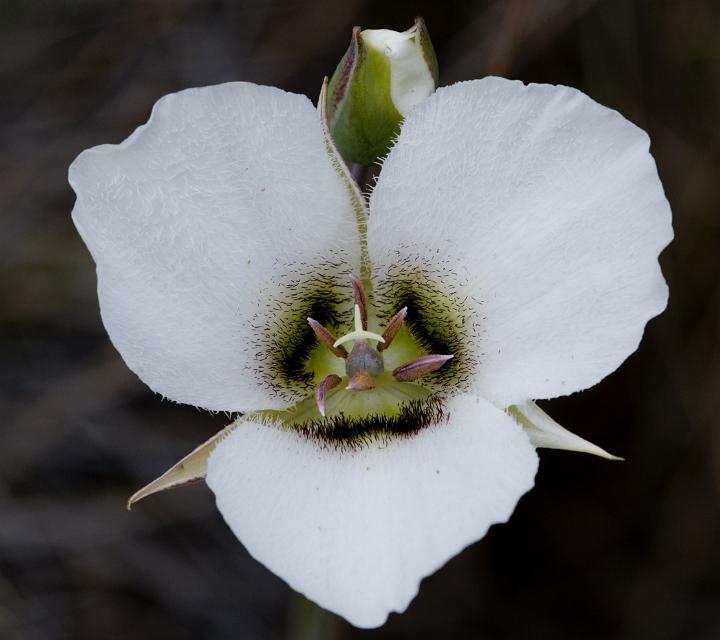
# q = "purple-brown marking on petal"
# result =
<box><xmin>392</xmin><ymin>354</ymin><xmax>454</xmax><ymax>382</ymax></box>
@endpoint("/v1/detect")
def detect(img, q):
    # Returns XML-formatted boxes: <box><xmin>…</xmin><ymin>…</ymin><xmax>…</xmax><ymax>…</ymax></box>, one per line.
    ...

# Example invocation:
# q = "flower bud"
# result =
<box><xmin>326</xmin><ymin>18</ymin><xmax>439</xmax><ymax>166</ymax></box>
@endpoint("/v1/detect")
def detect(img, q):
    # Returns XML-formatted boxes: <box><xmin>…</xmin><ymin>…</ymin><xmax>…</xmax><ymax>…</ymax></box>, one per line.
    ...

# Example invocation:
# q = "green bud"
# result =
<box><xmin>326</xmin><ymin>18</ymin><xmax>439</xmax><ymax>167</ymax></box>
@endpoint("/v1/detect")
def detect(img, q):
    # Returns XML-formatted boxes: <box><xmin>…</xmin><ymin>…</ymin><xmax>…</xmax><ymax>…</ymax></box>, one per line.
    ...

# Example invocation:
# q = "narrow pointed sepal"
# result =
<box><xmin>315</xmin><ymin>374</ymin><xmax>342</xmax><ymax>416</ymax></box>
<box><xmin>392</xmin><ymin>354</ymin><xmax>453</xmax><ymax>382</ymax></box>
<box><xmin>509</xmin><ymin>401</ymin><xmax>623</xmax><ymax>461</ymax></box>
<box><xmin>127</xmin><ymin>422</ymin><xmax>239</xmax><ymax>509</ymax></box>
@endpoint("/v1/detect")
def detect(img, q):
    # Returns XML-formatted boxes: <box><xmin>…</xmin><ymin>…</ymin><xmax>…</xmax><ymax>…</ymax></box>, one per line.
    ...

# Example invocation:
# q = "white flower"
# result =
<box><xmin>69</xmin><ymin>76</ymin><xmax>672</xmax><ymax>628</ymax></box>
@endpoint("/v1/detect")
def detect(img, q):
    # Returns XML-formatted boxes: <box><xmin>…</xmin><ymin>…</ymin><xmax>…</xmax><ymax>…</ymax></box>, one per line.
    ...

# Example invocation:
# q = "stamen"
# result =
<box><xmin>333</xmin><ymin>305</ymin><xmax>385</xmax><ymax>348</ymax></box>
<box><xmin>350</xmin><ymin>274</ymin><xmax>368</xmax><ymax>330</ymax></box>
<box><xmin>392</xmin><ymin>354</ymin><xmax>454</xmax><ymax>382</ymax></box>
<box><xmin>307</xmin><ymin>318</ymin><xmax>348</xmax><ymax>359</ymax></box>
<box><xmin>315</xmin><ymin>374</ymin><xmax>342</xmax><ymax>416</ymax></box>
<box><xmin>377</xmin><ymin>306</ymin><xmax>407</xmax><ymax>352</ymax></box>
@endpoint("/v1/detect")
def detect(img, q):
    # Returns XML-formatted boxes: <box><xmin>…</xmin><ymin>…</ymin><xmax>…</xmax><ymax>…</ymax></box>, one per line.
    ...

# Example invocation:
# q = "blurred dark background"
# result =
<box><xmin>1</xmin><ymin>0</ymin><xmax>719</xmax><ymax>638</ymax></box>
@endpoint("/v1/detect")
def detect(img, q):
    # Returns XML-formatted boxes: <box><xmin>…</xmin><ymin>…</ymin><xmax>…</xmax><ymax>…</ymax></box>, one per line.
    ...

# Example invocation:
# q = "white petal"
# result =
<box><xmin>70</xmin><ymin>82</ymin><xmax>360</xmax><ymax>412</ymax></box>
<box><xmin>206</xmin><ymin>394</ymin><xmax>538</xmax><ymax>628</ymax></box>
<box><xmin>510</xmin><ymin>401</ymin><xmax>622</xmax><ymax>460</ymax></box>
<box><xmin>368</xmin><ymin>78</ymin><xmax>672</xmax><ymax>405</ymax></box>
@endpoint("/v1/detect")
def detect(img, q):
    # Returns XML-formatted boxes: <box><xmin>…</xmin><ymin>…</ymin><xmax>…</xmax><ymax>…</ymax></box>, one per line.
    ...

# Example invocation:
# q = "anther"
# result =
<box><xmin>307</xmin><ymin>318</ymin><xmax>348</xmax><ymax>359</ymax></box>
<box><xmin>392</xmin><ymin>354</ymin><xmax>454</xmax><ymax>382</ymax></box>
<box><xmin>350</xmin><ymin>274</ymin><xmax>368</xmax><ymax>330</ymax></box>
<box><xmin>315</xmin><ymin>374</ymin><xmax>342</xmax><ymax>416</ymax></box>
<box><xmin>377</xmin><ymin>306</ymin><xmax>407</xmax><ymax>352</ymax></box>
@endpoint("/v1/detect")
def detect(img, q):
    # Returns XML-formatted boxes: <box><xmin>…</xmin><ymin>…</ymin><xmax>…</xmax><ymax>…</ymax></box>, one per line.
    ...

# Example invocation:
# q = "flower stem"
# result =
<box><xmin>350</xmin><ymin>164</ymin><xmax>379</xmax><ymax>300</ymax></box>
<box><xmin>285</xmin><ymin>593</ymin><xmax>341</xmax><ymax>640</ymax></box>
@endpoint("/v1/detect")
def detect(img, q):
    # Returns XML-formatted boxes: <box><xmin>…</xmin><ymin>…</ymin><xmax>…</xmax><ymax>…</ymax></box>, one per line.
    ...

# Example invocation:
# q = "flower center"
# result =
<box><xmin>303</xmin><ymin>275</ymin><xmax>453</xmax><ymax>417</ymax></box>
<box><xmin>252</xmin><ymin>266</ymin><xmax>472</xmax><ymax>447</ymax></box>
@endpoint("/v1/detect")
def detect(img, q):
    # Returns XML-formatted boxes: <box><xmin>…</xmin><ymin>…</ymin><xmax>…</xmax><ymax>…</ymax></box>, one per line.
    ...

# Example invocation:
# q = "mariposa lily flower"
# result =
<box><xmin>69</xmin><ymin>73</ymin><xmax>672</xmax><ymax>627</ymax></box>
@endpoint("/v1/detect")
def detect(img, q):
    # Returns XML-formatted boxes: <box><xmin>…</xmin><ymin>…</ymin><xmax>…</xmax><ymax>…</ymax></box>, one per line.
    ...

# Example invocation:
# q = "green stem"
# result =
<box><xmin>284</xmin><ymin>593</ymin><xmax>341</xmax><ymax>640</ymax></box>
<box><xmin>349</xmin><ymin>163</ymin><xmax>378</xmax><ymax>301</ymax></box>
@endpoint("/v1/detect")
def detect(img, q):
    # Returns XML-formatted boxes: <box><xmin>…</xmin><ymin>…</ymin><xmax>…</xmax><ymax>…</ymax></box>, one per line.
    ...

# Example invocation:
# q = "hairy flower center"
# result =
<box><xmin>311</xmin><ymin>275</ymin><xmax>453</xmax><ymax>413</ymax></box>
<box><xmin>257</xmin><ymin>275</ymin><xmax>454</xmax><ymax>445</ymax></box>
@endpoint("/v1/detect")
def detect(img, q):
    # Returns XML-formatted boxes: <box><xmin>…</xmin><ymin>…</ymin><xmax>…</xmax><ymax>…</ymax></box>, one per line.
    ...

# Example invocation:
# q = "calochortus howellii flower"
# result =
<box><xmin>69</xmin><ymin>19</ymin><xmax>672</xmax><ymax>629</ymax></box>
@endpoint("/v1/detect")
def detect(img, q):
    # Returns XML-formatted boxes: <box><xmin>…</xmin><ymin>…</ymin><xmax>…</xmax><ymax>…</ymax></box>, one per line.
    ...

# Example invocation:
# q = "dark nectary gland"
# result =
<box><xmin>273</xmin><ymin>284</ymin><xmax>345</xmax><ymax>387</ymax></box>
<box><xmin>282</xmin><ymin>396</ymin><xmax>448</xmax><ymax>449</ymax></box>
<box><xmin>377</xmin><ymin>279</ymin><xmax>470</xmax><ymax>388</ymax></box>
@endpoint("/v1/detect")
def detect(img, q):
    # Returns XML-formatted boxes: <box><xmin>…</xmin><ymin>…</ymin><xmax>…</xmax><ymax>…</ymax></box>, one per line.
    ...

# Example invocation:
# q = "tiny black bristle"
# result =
<box><xmin>374</xmin><ymin>252</ymin><xmax>480</xmax><ymax>391</ymax></box>
<box><xmin>249</xmin><ymin>255</ymin><xmax>353</xmax><ymax>402</ymax></box>
<box><xmin>272</xmin><ymin>396</ymin><xmax>448</xmax><ymax>451</ymax></box>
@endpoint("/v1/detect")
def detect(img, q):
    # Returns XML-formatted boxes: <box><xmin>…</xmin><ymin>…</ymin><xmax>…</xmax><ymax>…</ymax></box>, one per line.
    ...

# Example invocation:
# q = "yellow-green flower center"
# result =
<box><xmin>255</xmin><ymin>276</ymin><xmax>455</xmax><ymax>445</ymax></box>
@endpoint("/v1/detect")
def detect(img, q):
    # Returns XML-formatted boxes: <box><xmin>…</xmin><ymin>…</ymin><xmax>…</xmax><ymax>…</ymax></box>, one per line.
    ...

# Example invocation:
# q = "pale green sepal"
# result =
<box><xmin>326</xmin><ymin>18</ymin><xmax>438</xmax><ymax>166</ymax></box>
<box><xmin>509</xmin><ymin>401</ymin><xmax>623</xmax><ymax>461</ymax></box>
<box><xmin>126</xmin><ymin>421</ymin><xmax>240</xmax><ymax>509</ymax></box>
<box><xmin>317</xmin><ymin>78</ymin><xmax>372</xmax><ymax>291</ymax></box>
<box><xmin>415</xmin><ymin>16</ymin><xmax>439</xmax><ymax>87</ymax></box>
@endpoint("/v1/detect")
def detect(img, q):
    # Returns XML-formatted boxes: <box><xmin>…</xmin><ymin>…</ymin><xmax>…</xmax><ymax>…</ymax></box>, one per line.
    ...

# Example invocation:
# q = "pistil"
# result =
<box><xmin>333</xmin><ymin>304</ymin><xmax>385</xmax><ymax>348</ymax></box>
